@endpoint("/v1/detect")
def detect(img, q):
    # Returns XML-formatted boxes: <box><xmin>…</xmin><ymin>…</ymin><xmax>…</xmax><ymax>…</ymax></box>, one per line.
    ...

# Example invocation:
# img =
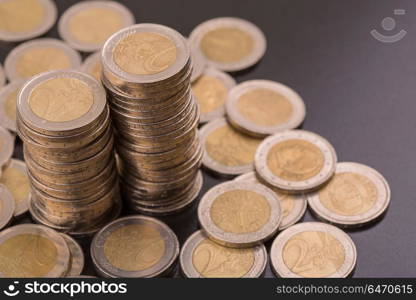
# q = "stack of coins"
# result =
<box><xmin>17</xmin><ymin>70</ymin><xmax>120</xmax><ymax>235</ymax></box>
<box><xmin>101</xmin><ymin>24</ymin><xmax>202</xmax><ymax>215</ymax></box>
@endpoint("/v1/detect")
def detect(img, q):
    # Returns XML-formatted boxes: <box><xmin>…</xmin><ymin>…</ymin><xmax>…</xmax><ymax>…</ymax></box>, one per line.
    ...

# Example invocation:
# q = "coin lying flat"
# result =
<box><xmin>235</xmin><ymin>172</ymin><xmax>307</xmax><ymax>230</ymax></box>
<box><xmin>0</xmin><ymin>127</ymin><xmax>14</xmax><ymax>168</ymax></box>
<box><xmin>81</xmin><ymin>51</ymin><xmax>102</xmax><ymax>82</ymax></box>
<box><xmin>0</xmin><ymin>80</ymin><xmax>25</xmax><ymax>132</ymax></box>
<box><xmin>91</xmin><ymin>215</ymin><xmax>179</xmax><ymax>278</ymax></box>
<box><xmin>189</xmin><ymin>39</ymin><xmax>206</xmax><ymax>82</ymax></box>
<box><xmin>189</xmin><ymin>17</ymin><xmax>266</xmax><ymax>72</ymax></box>
<box><xmin>0</xmin><ymin>0</ymin><xmax>57</xmax><ymax>42</ymax></box>
<box><xmin>270</xmin><ymin>222</ymin><xmax>356</xmax><ymax>278</ymax></box>
<box><xmin>0</xmin><ymin>159</ymin><xmax>31</xmax><ymax>217</ymax></box>
<box><xmin>226</xmin><ymin>80</ymin><xmax>306</xmax><ymax>137</ymax></box>
<box><xmin>192</xmin><ymin>68</ymin><xmax>236</xmax><ymax>123</ymax></box>
<box><xmin>307</xmin><ymin>162</ymin><xmax>391</xmax><ymax>227</ymax></box>
<box><xmin>200</xmin><ymin>118</ymin><xmax>263</xmax><ymax>177</ymax></box>
<box><xmin>180</xmin><ymin>230</ymin><xmax>267</xmax><ymax>278</ymax></box>
<box><xmin>4</xmin><ymin>38</ymin><xmax>82</xmax><ymax>82</ymax></box>
<box><xmin>0</xmin><ymin>185</ymin><xmax>14</xmax><ymax>230</ymax></box>
<box><xmin>198</xmin><ymin>181</ymin><xmax>282</xmax><ymax>248</ymax></box>
<box><xmin>58</xmin><ymin>1</ymin><xmax>135</xmax><ymax>52</ymax></box>
<box><xmin>0</xmin><ymin>224</ymin><xmax>70</xmax><ymax>277</ymax></box>
<box><xmin>0</xmin><ymin>64</ymin><xmax>5</xmax><ymax>87</ymax></box>
<box><xmin>61</xmin><ymin>233</ymin><xmax>85</xmax><ymax>277</ymax></box>
<box><xmin>255</xmin><ymin>130</ymin><xmax>337</xmax><ymax>193</ymax></box>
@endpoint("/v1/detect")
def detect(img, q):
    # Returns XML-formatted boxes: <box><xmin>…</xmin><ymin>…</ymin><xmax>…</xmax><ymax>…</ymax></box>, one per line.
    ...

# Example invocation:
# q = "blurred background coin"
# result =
<box><xmin>0</xmin><ymin>185</ymin><xmax>14</xmax><ymax>230</ymax></box>
<box><xmin>0</xmin><ymin>127</ymin><xmax>14</xmax><ymax>168</ymax></box>
<box><xmin>81</xmin><ymin>51</ymin><xmax>102</xmax><ymax>82</ymax></box>
<box><xmin>0</xmin><ymin>63</ymin><xmax>5</xmax><ymax>87</ymax></box>
<box><xmin>0</xmin><ymin>80</ymin><xmax>25</xmax><ymax>132</ymax></box>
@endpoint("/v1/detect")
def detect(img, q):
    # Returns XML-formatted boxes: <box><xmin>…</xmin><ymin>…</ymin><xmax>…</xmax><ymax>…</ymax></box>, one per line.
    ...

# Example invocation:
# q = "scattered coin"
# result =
<box><xmin>0</xmin><ymin>224</ymin><xmax>70</xmax><ymax>277</ymax></box>
<box><xmin>61</xmin><ymin>233</ymin><xmax>85</xmax><ymax>277</ymax></box>
<box><xmin>235</xmin><ymin>172</ymin><xmax>307</xmax><ymax>230</ymax></box>
<box><xmin>226</xmin><ymin>80</ymin><xmax>306</xmax><ymax>137</ymax></box>
<box><xmin>192</xmin><ymin>68</ymin><xmax>236</xmax><ymax>123</ymax></box>
<box><xmin>0</xmin><ymin>159</ymin><xmax>31</xmax><ymax>217</ymax></box>
<box><xmin>4</xmin><ymin>38</ymin><xmax>82</xmax><ymax>82</ymax></box>
<box><xmin>307</xmin><ymin>162</ymin><xmax>391</xmax><ymax>227</ymax></box>
<box><xmin>189</xmin><ymin>39</ymin><xmax>206</xmax><ymax>82</ymax></box>
<box><xmin>58</xmin><ymin>0</ymin><xmax>135</xmax><ymax>52</ymax></box>
<box><xmin>255</xmin><ymin>130</ymin><xmax>337</xmax><ymax>192</ymax></box>
<box><xmin>91</xmin><ymin>215</ymin><xmax>179</xmax><ymax>278</ymax></box>
<box><xmin>270</xmin><ymin>222</ymin><xmax>357</xmax><ymax>278</ymax></box>
<box><xmin>200</xmin><ymin>118</ymin><xmax>262</xmax><ymax>177</ymax></box>
<box><xmin>81</xmin><ymin>51</ymin><xmax>102</xmax><ymax>82</ymax></box>
<box><xmin>0</xmin><ymin>126</ymin><xmax>14</xmax><ymax>168</ymax></box>
<box><xmin>0</xmin><ymin>185</ymin><xmax>14</xmax><ymax>230</ymax></box>
<box><xmin>189</xmin><ymin>17</ymin><xmax>267</xmax><ymax>72</ymax></box>
<box><xmin>0</xmin><ymin>0</ymin><xmax>57</xmax><ymax>42</ymax></box>
<box><xmin>0</xmin><ymin>63</ymin><xmax>5</xmax><ymax>87</ymax></box>
<box><xmin>0</xmin><ymin>80</ymin><xmax>25</xmax><ymax>132</ymax></box>
<box><xmin>198</xmin><ymin>181</ymin><xmax>282</xmax><ymax>247</ymax></box>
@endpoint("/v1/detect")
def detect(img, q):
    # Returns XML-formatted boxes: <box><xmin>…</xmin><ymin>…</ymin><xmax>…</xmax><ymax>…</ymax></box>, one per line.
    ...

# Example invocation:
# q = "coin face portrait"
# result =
<box><xmin>192</xmin><ymin>75</ymin><xmax>228</xmax><ymax>114</ymax></box>
<box><xmin>103</xmin><ymin>224</ymin><xmax>166</xmax><ymax>271</ymax></box>
<box><xmin>282</xmin><ymin>230</ymin><xmax>345</xmax><ymax>278</ymax></box>
<box><xmin>113</xmin><ymin>32</ymin><xmax>177</xmax><ymax>75</ymax></box>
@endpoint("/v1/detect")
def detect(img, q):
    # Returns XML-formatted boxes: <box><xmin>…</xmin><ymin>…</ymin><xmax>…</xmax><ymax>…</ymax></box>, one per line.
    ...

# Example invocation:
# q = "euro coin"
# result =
<box><xmin>81</xmin><ymin>51</ymin><xmax>102</xmax><ymax>82</ymax></box>
<box><xmin>61</xmin><ymin>233</ymin><xmax>84</xmax><ymax>277</ymax></box>
<box><xmin>189</xmin><ymin>39</ymin><xmax>206</xmax><ymax>82</ymax></box>
<box><xmin>0</xmin><ymin>80</ymin><xmax>25</xmax><ymax>132</ymax></box>
<box><xmin>0</xmin><ymin>185</ymin><xmax>14</xmax><ymax>230</ymax></box>
<box><xmin>270</xmin><ymin>222</ymin><xmax>357</xmax><ymax>278</ymax></box>
<box><xmin>0</xmin><ymin>127</ymin><xmax>14</xmax><ymax>168</ymax></box>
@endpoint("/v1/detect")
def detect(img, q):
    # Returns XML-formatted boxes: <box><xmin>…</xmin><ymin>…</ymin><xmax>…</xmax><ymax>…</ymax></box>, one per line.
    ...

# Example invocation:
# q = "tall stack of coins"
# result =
<box><xmin>101</xmin><ymin>24</ymin><xmax>202</xmax><ymax>215</ymax></box>
<box><xmin>17</xmin><ymin>70</ymin><xmax>120</xmax><ymax>235</ymax></box>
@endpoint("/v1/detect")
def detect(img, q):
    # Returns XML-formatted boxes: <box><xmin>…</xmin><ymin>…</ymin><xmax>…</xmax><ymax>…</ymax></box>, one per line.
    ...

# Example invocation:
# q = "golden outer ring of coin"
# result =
<box><xmin>0</xmin><ymin>185</ymin><xmax>15</xmax><ymax>230</ymax></box>
<box><xmin>226</xmin><ymin>80</ymin><xmax>306</xmax><ymax>137</ymax></box>
<box><xmin>307</xmin><ymin>162</ymin><xmax>391</xmax><ymax>227</ymax></box>
<box><xmin>0</xmin><ymin>0</ymin><xmax>57</xmax><ymax>42</ymax></box>
<box><xmin>4</xmin><ymin>38</ymin><xmax>82</xmax><ymax>82</ymax></box>
<box><xmin>102</xmin><ymin>23</ymin><xmax>190</xmax><ymax>85</ymax></box>
<box><xmin>0</xmin><ymin>80</ymin><xmax>25</xmax><ymax>132</ymax></box>
<box><xmin>180</xmin><ymin>230</ymin><xmax>267</xmax><ymax>278</ymax></box>
<box><xmin>0</xmin><ymin>127</ymin><xmax>14</xmax><ymax>168</ymax></box>
<box><xmin>234</xmin><ymin>171</ymin><xmax>307</xmax><ymax>231</ymax></box>
<box><xmin>193</xmin><ymin>68</ymin><xmax>236</xmax><ymax>124</ymax></box>
<box><xmin>91</xmin><ymin>215</ymin><xmax>179</xmax><ymax>278</ymax></box>
<box><xmin>189</xmin><ymin>17</ymin><xmax>267</xmax><ymax>72</ymax></box>
<box><xmin>0</xmin><ymin>64</ymin><xmax>5</xmax><ymax>87</ymax></box>
<box><xmin>198</xmin><ymin>181</ymin><xmax>282</xmax><ymax>248</ymax></box>
<box><xmin>60</xmin><ymin>233</ymin><xmax>85</xmax><ymax>277</ymax></box>
<box><xmin>188</xmin><ymin>38</ymin><xmax>206</xmax><ymax>82</ymax></box>
<box><xmin>0</xmin><ymin>224</ymin><xmax>70</xmax><ymax>277</ymax></box>
<box><xmin>81</xmin><ymin>51</ymin><xmax>101</xmax><ymax>79</ymax></box>
<box><xmin>17</xmin><ymin>70</ymin><xmax>106</xmax><ymax>134</ymax></box>
<box><xmin>58</xmin><ymin>0</ymin><xmax>135</xmax><ymax>52</ymax></box>
<box><xmin>270</xmin><ymin>222</ymin><xmax>357</xmax><ymax>278</ymax></box>
<box><xmin>255</xmin><ymin>130</ymin><xmax>337</xmax><ymax>192</ymax></box>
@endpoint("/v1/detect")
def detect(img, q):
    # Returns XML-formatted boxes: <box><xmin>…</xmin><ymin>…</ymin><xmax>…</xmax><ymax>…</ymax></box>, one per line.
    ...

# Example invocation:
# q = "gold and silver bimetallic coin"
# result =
<box><xmin>235</xmin><ymin>172</ymin><xmax>307</xmax><ymax>230</ymax></box>
<box><xmin>255</xmin><ymin>130</ymin><xmax>337</xmax><ymax>193</ymax></box>
<box><xmin>189</xmin><ymin>17</ymin><xmax>267</xmax><ymax>72</ymax></box>
<box><xmin>192</xmin><ymin>68</ymin><xmax>236</xmax><ymax>123</ymax></box>
<box><xmin>0</xmin><ymin>185</ymin><xmax>14</xmax><ymax>230</ymax></box>
<box><xmin>189</xmin><ymin>39</ymin><xmax>206</xmax><ymax>82</ymax></box>
<box><xmin>307</xmin><ymin>162</ymin><xmax>391</xmax><ymax>227</ymax></box>
<box><xmin>0</xmin><ymin>0</ymin><xmax>57</xmax><ymax>42</ymax></box>
<box><xmin>200</xmin><ymin>118</ymin><xmax>262</xmax><ymax>177</ymax></box>
<box><xmin>91</xmin><ymin>216</ymin><xmax>179</xmax><ymax>278</ymax></box>
<box><xmin>270</xmin><ymin>222</ymin><xmax>357</xmax><ymax>278</ymax></box>
<box><xmin>81</xmin><ymin>51</ymin><xmax>102</xmax><ymax>82</ymax></box>
<box><xmin>0</xmin><ymin>126</ymin><xmax>14</xmax><ymax>168</ymax></box>
<box><xmin>4</xmin><ymin>38</ymin><xmax>82</xmax><ymax>82</ymax></box>
<box><xmin>58</xmin><ymin>0</ymin><xmax>135</xmax><ymax>52</ymax></box>
<box><xmin>198</xmin><ymin>181</ymin><xmax>282</xmax><ymax>248</ymax></box>
<box><xmin>226</xmin><ymin>80</ymin><xmax>306</xmax><ymax>137</ymax></box>
<box><xmin>0</xmin><ymin>224</ymin><xmax>70</xmax><ymax>278</ymax></box>
<box><xmin>61</xmin><ymin>233</ymin><xmax>85</xmax><ymax>277</ymax></box>
<box><xmin>0</xmin><ymin>80</ymin><xmax>25</xmax><ymax>132</ymax></box>
<box><xmin>0</xmin><ymin>63</ymin><xmax>5</xmax><ymax>87</ymax></box>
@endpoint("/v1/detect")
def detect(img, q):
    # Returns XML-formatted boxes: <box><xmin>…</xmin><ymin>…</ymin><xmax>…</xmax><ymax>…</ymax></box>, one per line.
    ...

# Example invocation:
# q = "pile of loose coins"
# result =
<box><xmin>0</xmin><ymin>1</ymin><xmax>392</xmax><ymax>279</ymax></box>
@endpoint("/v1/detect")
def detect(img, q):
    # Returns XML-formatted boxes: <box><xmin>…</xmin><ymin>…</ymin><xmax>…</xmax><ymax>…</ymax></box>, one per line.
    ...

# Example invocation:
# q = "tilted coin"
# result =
<box><xmin>0</xmin><ymin>63</ymin><xmax>5</xmax><ymax>87</ymax></box>
<box><xmin>0</xmin><ymin>80</ymin><xmax>25</xmax><ymax>132</ymax></box>
<box><xmin>198</xmin><ymin>181</ymin><xmax>282</xmax><ymax>248</ymax></box>
<box><xmin>200</xmin><ymin>118</ymin><xmax>262</xmax><ymax>177</ymax></box>
<box><xmin>270</xmin><ymin>222</ymin><xmax>357</xmax><ymax>278</ymax></box>
<box><xmin>58</xmin><ymin>0</ymin><xmax>135</xmax><ymax>52</ymax></box>
<box><xmin>61</xmin><ymin>233</ymin><xmax>85</xmax><ymax>277</ymax></box>
<box><xmin>307</xmin><ymin>162</ymin><xmax>391</xmax><ymax>227</ymax></box>
<box><xmin>226</xmin><ymin>80</ymin><xmax>306</xmax><ymax>137</ymax></box>
<box><xmin>192</xmin><ymin>68</ymin><xmax>236</xmax><ymax>123</ymax></box>
<box><xmin>0</xmin><ymin>224</ymin><xmax>70</xmax><ymax>278</ymax></box>
<box><xmin>235</xmin><ymin>172</ymin><xmax>307</xmax><ymax>230</ymax></box>
<box><xmin>180</xmin><ymin>230</ymin><xmax>267</xmax><ymax>278</ymax></box>
<box><xmin>81</xmin><ymin>51</ymin><xmax>102</xmax><ymax>82</ymax></box>
<box><xmin>189</xmin><ymin>17</ymin><xmax>267</xmax><ymax>72</ymax></box>
<box><xmin>0</xmin><ymin>127</ymin><xmax>14</xmax><ymax>168</ymax></box>
<box><xmin>0</xmin><ymin>159</ymin><xmax>31</xmax><ymax>217</ymax></box>
<box><xmin>91</xmin><ymin>215</ymin><xmax>179</xmax><ymax>278</ymax></box>
<box><xmin>0</xmin><ymin>0</ymin><xmax>57</xmax><ymax>42</ymax></box>
<box><xmin>189</xmin><ymin>38</ymin><xmax>206</xmax><ymax>82</ymax></box>
<box><xmin>4</xmin><ymin>38</ymin><xmax>82</xmax><ymax>82</ymax></box>
<box><xmin>0</xmin><ymin>185</ymin><xmax>14</xmax><ymax>230</ymax></box>
<box><xmin>255</xmin><ymin>130</ymin><xmax>337</xmax><ymax>192</ymax></box>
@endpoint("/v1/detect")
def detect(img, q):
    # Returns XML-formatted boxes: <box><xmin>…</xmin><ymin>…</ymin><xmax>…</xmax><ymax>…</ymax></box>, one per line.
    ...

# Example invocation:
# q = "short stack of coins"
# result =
<box><xmin>101</xmin><ymin>24</ymin><xmax>202</xmax><ymax>215</ymax></box>
<box><xmin>16</xmin><ymin>70</ymin><xmax>120</xmax><ymax>235</ymax></box>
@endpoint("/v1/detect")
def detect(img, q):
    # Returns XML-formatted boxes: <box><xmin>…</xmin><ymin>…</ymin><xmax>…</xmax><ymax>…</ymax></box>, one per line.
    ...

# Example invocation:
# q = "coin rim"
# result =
<box><xmin>0</xmin><ymin>185</ymin><xmax>15</xmax><ymax>230</ymax></box>
<box><xmin>0</xmin><ymin>64</ymin><xmax>5</xmax><ymax>87</ymax></box>
<box><xmin>0</xmin><ymin>80</ymin><xmax>25</xmax><ymax>132</ymax></box>
<box><xmin>81</xmin><ymin>51</ymin><xmax>101</xmax><ymax>80</ymax></box>
<box><xmin>0</xmin><ymin>127</ymin><xmax>14</xmax><ymax>168</ymax></box>
<box><xmin>61</xmin><ymin>233</ymin><xmax>85</xmax><ymax>277</ymax></box>
<box><xmin>189</xmin><ymin>38</ymin><xmax>206</xmax><ymax>82</ymax></box>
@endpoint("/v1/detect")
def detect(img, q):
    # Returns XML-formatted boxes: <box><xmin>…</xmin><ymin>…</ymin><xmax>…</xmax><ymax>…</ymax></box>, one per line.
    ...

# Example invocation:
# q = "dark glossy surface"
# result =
<box><xmin>1</xmin><ymin>0</ymin><xmax>414</xmax><ymax>277</ymax></box>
